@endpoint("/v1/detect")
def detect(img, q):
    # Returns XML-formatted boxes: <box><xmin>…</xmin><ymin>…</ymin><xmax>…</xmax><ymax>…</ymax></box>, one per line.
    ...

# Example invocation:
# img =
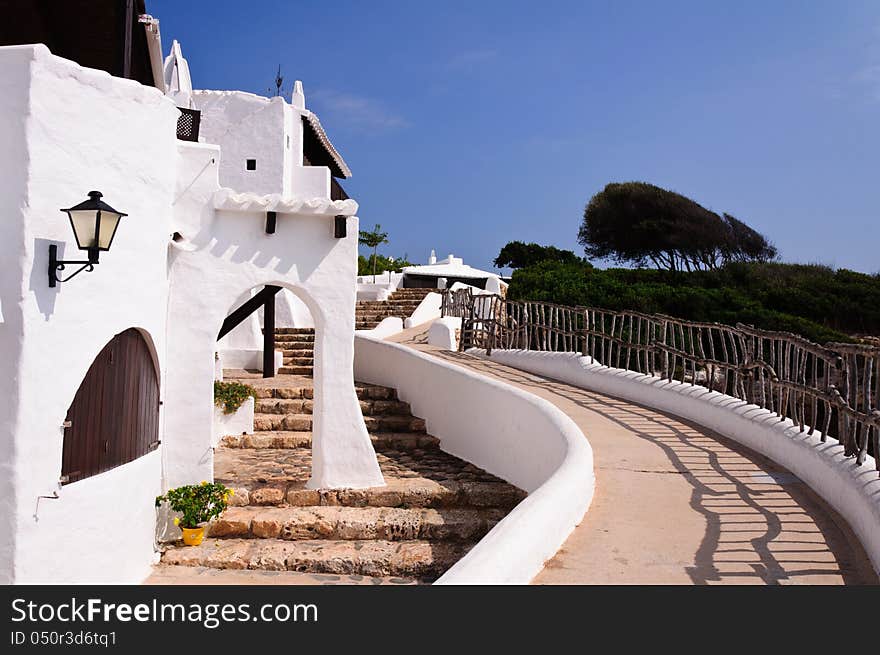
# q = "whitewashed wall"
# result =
<box><xmin>0</xmin><ymin>45</ymin><xmax>177</xmax><ymax>584</ymax></box>
<box><xmin>165</xmin><ymin>142</ymin><xmax>383</xmax><ymax>490</ymax></box>
<box><xmin>193</xmin><ymin>91</ymin><xmax>299</xmax><ymax>196</ymax></box>
<box><xmin>276</xmin><ymin>289</ymin><xmax>315</xmax><ymax>328</ymax></box>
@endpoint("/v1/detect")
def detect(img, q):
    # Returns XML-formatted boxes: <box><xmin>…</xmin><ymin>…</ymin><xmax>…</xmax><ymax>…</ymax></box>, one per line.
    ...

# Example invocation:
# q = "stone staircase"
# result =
<box><xmin>160</xmin><ymin>376</ymin><xmax>526</xmax><ymax>583</ymax></box>
<box><xmin>275</xmin><ymin>327</ymin><xmax>314</xmax><ymax>376</ymax></box>
<box><xmin>355</xmin><ymin>288</ymin><xmax>437</xmax><ymax>330</ymax></box>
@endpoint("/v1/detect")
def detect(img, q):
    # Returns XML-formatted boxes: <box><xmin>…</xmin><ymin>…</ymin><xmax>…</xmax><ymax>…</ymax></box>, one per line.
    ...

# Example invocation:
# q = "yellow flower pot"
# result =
<box><xmin>181</xmin><ymin>527</ymin><xmax>205</xmax><ymax>546</ymax></box>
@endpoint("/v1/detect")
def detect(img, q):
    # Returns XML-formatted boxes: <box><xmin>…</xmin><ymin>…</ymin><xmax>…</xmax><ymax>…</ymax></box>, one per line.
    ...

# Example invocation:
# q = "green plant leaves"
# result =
<box><xmin>213</xmin><ymin>381</ymin><xmax>256</xmax><ymax>414</ymax></box>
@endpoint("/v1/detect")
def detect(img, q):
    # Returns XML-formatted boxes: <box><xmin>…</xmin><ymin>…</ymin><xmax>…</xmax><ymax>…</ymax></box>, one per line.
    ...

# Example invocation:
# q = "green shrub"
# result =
<box><xmin>213</xmin><ymin>380</ymin><xmax>256</xmax><ymax>414</ymax></box>
<box><xmin>155</xmin><ymin>482</ymin><xmax>232</xmax><ymax>529</ymax></box>
<box><xmin>507</xmin><ymin>261</ymin><xmax>880</xmax><ymax>344</ymax></box>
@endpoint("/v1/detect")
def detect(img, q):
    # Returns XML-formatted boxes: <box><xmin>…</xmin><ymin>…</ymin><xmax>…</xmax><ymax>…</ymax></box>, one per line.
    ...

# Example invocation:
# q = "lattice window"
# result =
<box><xmin>176</xmin><ymin>108</ymin><xmax>201</xmax><ymax>142</ymax></box>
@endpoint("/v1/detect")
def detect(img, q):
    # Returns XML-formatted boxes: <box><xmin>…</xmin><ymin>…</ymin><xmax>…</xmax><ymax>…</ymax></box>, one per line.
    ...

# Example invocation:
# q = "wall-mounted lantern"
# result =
<box><xmin>49</xmin><ymin>191</ymin><xmax>127</xmax><ymax>287</ymax></box>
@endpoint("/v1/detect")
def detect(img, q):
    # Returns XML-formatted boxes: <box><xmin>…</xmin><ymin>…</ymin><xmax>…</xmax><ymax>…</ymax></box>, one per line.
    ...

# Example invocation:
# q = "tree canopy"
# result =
<box><xmin>494</xmin><ymin>241</ymin><xmax>584</xmax><ymax>269</ymax></box>
<box><xmin>578</xmin><ymin>182</ymin><xmax>777</xmax><ymax>272</ymax></box>
<box><xmin>357</xmin><ymin>254</ymin><xmax>412</xmax><ymax>277</ymax></box>
<box><xmin>506</xmin><ymin>260</ymin><xmax>880</xmax><ymax>344</ymax></box>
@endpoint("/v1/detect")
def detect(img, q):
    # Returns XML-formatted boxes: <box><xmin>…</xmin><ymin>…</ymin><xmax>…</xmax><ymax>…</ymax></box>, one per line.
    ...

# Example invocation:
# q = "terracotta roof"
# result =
<box><xmin>302</xmin><ymin>111</ymin><xmax>352</xmax><ymax>179</ymax></box>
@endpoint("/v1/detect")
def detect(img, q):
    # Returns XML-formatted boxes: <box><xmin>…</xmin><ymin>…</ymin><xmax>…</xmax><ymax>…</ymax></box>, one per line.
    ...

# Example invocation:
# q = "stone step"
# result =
<box><xmin>208</xmin><ymin>506</ymin><xmax>504</xmax><ymax>542</ymax></box>
<box><xmin>222</xmin><ymin>476</ymin><xmax>524</xmax><ymax>511</ymax></box>
<box><xmin>220</xmin><ymin>431</ymin><xmax>440</xmax><ymax>451</ymax></box>
<box><xmin>247</xmin><ymin>383</ymin><xmax>396</xmax><ymax>401</ymax></box>
<box><xmin>145</xmin><ymin>564</ymin><xmax>419</xmax><ymax>586</ymax></box>
<box><xmin>355</xmin><ymin>314</ymin><xmax>410</xmax><ymax>320</ymax></box>
<box><xmin>274</xmin><ymin>328</ymin><xmax>315</xmax><ymax>335</ymax></box>
<box><xmin>254</xmin><ymin>413</ymin><xmax>426</xmax><ymax>433</ymax></box>
<box><xmin>275</xmin><ymin>334</ymin><xmax>314</xmax><ymax>343</ymax></box>
<box><xmin>355</xmin><ymin>304</ymin><xmax>422</xmax><ymax>310</ymax></box>
<box><xmin>282</xmin><ymin>357</ymin><xmax>314</xmax><ymax>366</ymax></box>
<box><xmin>278</xmin><ymin>366</ymin><xmax>313</xmax><ymax>375</ymax></box>
<box><xmin>255</xmin><ymin>398</ymin><xmax>413</xmax><ymax>417</ymax></box>
<box><xmin>280</xmin><ymin>349</ymin><xmax>314</xmax><ymax>357</ymax></box>
<box><xmin>161</xmin><ymin>537</ymin><xmax>470</xmax><ymax>579</ymax></box>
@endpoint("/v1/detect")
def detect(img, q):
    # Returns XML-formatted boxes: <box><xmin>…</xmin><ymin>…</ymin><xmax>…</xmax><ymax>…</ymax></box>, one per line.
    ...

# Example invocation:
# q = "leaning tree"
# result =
<box><xmin>578</xmin><ymin>182</ymin><xmax>776</xmax><ymax>271</ymax></box>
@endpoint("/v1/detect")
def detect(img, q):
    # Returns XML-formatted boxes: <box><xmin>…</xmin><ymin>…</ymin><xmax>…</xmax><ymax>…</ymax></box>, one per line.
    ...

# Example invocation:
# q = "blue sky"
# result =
<box><xmin>151</xmin><ymin>0</ymin><xmax>879</xmax><ymax>274</ymax></box>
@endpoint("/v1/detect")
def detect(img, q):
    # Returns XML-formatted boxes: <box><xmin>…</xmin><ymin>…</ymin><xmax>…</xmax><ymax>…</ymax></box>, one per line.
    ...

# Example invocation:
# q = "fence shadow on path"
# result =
<box><xmin>418</xmin><ymin>346</ymin><xmax>878</xmax><ymax>585</ymax></box>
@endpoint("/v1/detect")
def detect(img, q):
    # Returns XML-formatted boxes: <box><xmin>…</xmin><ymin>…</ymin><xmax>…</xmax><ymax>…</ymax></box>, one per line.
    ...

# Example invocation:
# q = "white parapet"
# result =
<box><xmin>427</xmin><ymin>317</ymin><xmax>461</xmax><ymax>351</ymax></box>
<box><xmin>404</xmin><ymin>292</ymin><xmax>442</xmax><ymax>329</ymax></box>
<box><xmin>353</xmin><ymin>336</ymin><xmax>595</xmax><ymax>584</ymax></box>
<box><xmin>355</xmin><ymin>316</ymin><xmax>404</xmax><ymax>339</ymax></box>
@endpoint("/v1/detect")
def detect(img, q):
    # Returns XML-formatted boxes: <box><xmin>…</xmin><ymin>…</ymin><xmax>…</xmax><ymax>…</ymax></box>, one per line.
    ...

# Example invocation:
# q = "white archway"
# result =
<box><xmin>164</xmin><ymin>270</ymin><xmax>384</xmax><ymax>491</ymax></box>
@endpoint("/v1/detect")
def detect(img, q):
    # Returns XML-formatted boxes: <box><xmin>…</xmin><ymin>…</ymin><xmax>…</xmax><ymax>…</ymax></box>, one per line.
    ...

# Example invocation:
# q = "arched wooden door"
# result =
<box><xmin>61</xmin><ymin>329</ymin><xmax>160</xmax><ymax>485</ymax></box>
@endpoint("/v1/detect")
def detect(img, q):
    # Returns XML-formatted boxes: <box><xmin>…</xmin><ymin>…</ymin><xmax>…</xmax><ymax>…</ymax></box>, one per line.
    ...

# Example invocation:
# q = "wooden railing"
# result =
<box><xmin>441</xmin><ymin>291</ymin><xmax>880</xmax><ymax>475</ymax></box>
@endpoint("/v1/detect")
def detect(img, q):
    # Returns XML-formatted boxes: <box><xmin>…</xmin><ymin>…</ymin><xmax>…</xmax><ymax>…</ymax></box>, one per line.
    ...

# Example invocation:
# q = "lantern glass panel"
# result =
<box><xmin>68</xmin><ymin>210</ymin><xmax>99</xmax><ymax>250</ymax></box>
<box><xmin>97</xmin><ymin>211</ymin><xmax>123</xmax><ymax>250</ymax></box>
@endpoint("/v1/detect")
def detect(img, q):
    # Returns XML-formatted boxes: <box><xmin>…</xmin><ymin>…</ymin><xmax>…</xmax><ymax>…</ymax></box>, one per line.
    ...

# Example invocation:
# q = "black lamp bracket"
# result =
<box><xmin>48</xmin><ymin>244</ymin><xmax>99</xmax><ymax>287</ymax></box>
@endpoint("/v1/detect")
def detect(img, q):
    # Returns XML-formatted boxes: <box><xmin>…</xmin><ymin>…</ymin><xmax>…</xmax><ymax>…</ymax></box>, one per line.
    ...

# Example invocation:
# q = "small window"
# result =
<box><xmin>246</xmin><ymin>159</ymin><xmax>257</xmax><ymax>171</ymax></box>
<box><xmin>286</xmin><ymin>135</ymin><xmax>290</xmax><ymax>149</ymax></box>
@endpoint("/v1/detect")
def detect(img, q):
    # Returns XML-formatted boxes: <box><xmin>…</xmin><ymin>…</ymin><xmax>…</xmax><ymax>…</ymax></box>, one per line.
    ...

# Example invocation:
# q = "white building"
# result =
<box><xmin>402</xmin><ymin>251</ymin><xmax>507</xmax><ymax>293</ymax></box>
<box><xmin>0</xmin><ymin>4</ymin><xmax>381</xmax><ymax>583</ymax></box>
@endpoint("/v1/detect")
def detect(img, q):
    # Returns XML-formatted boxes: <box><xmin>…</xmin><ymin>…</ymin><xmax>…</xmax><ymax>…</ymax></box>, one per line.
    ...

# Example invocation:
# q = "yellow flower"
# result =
<box><xmin>201</xmin><ymin>481</ymin><xmax>208</xmax><ymax>486</ymax></box>
<box><xmin>229</xmin><ymin>489</ymin><xmax>234</xmax><ymax>496</ymax></box>
<box><xmin>173</xmin><ymin>517</ymin><xmax>180</xmax><ymax>526</ymax></box>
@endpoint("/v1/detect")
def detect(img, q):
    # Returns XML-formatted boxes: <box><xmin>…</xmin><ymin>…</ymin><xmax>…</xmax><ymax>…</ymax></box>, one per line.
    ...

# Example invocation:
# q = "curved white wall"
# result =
<box><xmin>353</xmin><ymin>336</ymin><xmax>594</xmax><ymax>584</ymax></box>
<box><xmin>482</xmin><ymin>349</ymin><xmax>880</xmax><ymax>575</ymax></box>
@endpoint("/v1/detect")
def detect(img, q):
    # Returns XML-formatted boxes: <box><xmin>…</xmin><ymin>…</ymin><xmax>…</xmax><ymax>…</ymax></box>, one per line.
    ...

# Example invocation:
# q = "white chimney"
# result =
<box><xmin>429</xmin><ymin>249</ymin><xmax>437</xmax><ymax>265</ymax></box>
<box><xmin>291</xmin><ymin>80</ymin><xmax>306</xmax><ymax>109</ymax></box>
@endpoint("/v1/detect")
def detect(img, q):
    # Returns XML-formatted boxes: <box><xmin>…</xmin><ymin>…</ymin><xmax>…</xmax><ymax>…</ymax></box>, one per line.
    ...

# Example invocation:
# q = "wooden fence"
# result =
<box><xmin>441</xmin><ymin>291</ymin><xmax>880</xmax><ymax>476</ymax></box>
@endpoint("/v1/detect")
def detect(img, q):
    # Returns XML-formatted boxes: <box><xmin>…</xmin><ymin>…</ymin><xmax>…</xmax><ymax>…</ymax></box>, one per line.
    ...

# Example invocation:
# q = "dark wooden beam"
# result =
<box><xmin>123</xmin><ymin>0</ymin><xmax>134</xmax><ymax>79</ymax></box>
<box><xmin>263</xmin><ymin>285</ymin><xmax>280</xmax><ymax>378</ymax></box>
<box><xmin>266</xmin><ymin>211</ymin><xmax>277</xmax><ymax>234</ymax></box>
<box><xmin>217</xmin><ymin>286</ymin><xmax>282</xmax><ymax>340</ymax></box>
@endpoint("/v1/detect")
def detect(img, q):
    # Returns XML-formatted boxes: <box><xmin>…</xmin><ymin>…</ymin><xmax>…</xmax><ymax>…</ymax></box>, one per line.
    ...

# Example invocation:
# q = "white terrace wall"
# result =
<box><xmin>482</xmin><ymin>349</ymin><xmax>880</xmax><ymax>575</ymax></box>
<box><xmin>192</xmin><ymin>90</ymin><xmax>321</xmax><ymax>198</ymax></box>
<box><xmin>0</xmin><ymin>45</ymin><xmax>178</xmax><ymax>584</ymax></box>
<box><xmin>354</xmin><ymin>336</ymin><xmax>594</xmax><ymax>583</ymax></box>
<box><xmin>165</xmin><ymin>143</ymin><xmax>383</xmax><ymax>490</ymax></box>
<box><xmin>193</xmin><ymin>91</ymin><xmax>287</xmax><ymax>196</ymax></box>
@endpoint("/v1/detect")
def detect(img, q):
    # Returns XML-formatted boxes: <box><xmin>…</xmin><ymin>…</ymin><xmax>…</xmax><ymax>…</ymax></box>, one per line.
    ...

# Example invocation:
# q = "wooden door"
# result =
<box><xmin>61</xmin><ymin>329</ymin><xmax>160</xmax><ymax>484</ymax></box>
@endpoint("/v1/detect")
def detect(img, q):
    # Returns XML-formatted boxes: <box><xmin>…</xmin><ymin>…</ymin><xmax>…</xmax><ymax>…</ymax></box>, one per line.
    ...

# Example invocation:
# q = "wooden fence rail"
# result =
<box><xmin>440</xmin><ymin>291</ymin><xmax>880</xmax><ymax>476</ymax></box>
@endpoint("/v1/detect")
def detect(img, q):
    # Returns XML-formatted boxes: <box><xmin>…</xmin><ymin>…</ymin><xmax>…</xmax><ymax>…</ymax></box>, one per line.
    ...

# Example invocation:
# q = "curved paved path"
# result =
<box><xmin>391</xmin><ymin>330</ymin><xmax>877</xmax><ymax>585</ymax></box>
